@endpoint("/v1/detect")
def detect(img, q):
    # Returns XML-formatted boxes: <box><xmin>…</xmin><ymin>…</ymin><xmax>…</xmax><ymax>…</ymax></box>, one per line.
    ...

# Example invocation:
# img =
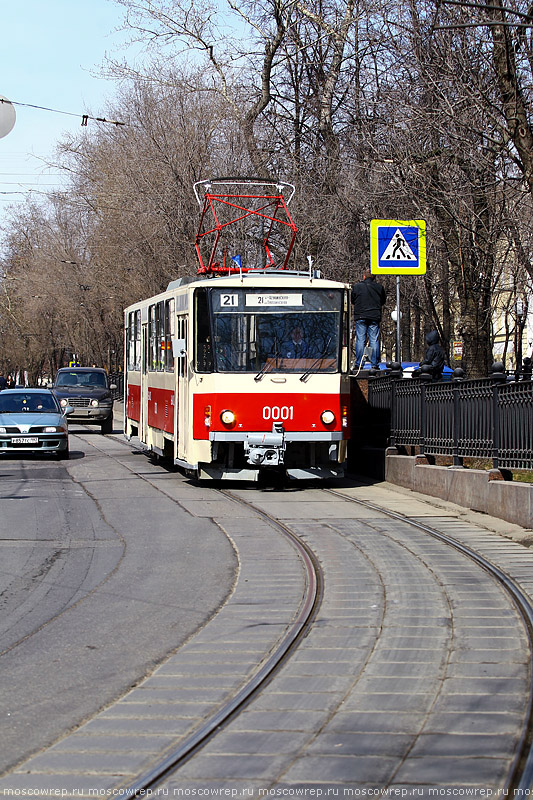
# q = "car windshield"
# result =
<box><xmin>0</xmin><ymin>393</ymin><xmax>59</xmax><ymax>413</ymax></box>
<box><xmin>56</xmin><ymin>371</ymin><xmax>107</xmax><ymax>388</ymax></box>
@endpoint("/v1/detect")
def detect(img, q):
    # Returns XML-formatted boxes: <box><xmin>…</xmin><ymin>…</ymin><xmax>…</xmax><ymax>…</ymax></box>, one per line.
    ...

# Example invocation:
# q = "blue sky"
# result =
<box><xmin>1</xmin><ymin>0</ymin><xmax>132</xmax><ymax>210</ymax></box>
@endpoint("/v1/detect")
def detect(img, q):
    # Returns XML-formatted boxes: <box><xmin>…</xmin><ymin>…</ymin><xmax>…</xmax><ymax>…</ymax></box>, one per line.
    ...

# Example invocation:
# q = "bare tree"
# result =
<box><xmin>4</xmin><ymin>0</ymin><xmax>533</xmax><ymax>379</ymax></box>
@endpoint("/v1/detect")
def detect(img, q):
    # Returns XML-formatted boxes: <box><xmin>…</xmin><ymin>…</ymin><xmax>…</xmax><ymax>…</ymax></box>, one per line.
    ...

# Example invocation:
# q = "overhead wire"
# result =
<box><xmin>0</xmin><ymin>97</ymin><xmax>125</xmax><ymax>127</ymax></box>
<box><xmin>0</xmin><ymin>98</ymin><xmax>126</xmax><ymax>201</ymax></box>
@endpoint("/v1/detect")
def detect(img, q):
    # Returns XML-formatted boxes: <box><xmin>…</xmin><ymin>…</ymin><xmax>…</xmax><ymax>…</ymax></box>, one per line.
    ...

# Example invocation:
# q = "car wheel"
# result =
<box><xmin>101</xmin><ymin>416</ymin><xmax>113</xmax><ymax>434</ymax></box>
<box><xmin>57</xmin><ymin>447</ymin><xmax>70</xmax><ymax>460</ymax></box>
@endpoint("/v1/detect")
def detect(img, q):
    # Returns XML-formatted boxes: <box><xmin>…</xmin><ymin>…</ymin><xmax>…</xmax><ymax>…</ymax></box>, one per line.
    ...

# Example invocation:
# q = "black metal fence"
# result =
<box><xmin>367</xmin><ymin>371</ymin><xmax>533</xmax><ymax>470</ymax></box>
<box><xmin>109</xmin><ymin>366</ymin><xmax>531</xmax><ymax>470</ymax></box>
<box><xmin>108</xmin><ymin>372</ymin><xmax>124</xmax><ymax>401</ymax></box>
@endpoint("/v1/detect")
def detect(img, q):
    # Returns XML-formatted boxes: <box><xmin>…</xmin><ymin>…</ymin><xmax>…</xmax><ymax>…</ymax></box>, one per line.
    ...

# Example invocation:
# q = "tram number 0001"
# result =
<box><xmin>262</xmin><ymin>405</ymin><xmax>294</xmax><ymax>421</ymax></box>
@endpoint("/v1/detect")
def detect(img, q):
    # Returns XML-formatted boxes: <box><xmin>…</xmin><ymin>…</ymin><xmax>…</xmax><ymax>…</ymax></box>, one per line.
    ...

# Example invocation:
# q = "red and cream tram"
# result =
<box><xmin>123</xmin><ymin>179</ymin><xmax>351</xmax><ymax>480</ymax></box>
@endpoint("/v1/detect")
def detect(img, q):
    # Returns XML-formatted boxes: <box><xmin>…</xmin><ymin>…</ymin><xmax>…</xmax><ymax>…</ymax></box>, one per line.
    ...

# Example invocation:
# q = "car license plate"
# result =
<box><xmin>12</xmin><ymin>437</ymin><xmax>39</xmax><ymax>444</ymax></box>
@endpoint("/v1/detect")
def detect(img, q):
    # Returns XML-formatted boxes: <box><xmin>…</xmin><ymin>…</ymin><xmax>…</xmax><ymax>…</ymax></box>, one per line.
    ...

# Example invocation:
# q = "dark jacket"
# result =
<box><xmin>351</xmin><ymin>278</ymin><xmax>386</xmax><ymax>322</ymax></box>
<box><xmin>420</xmin><ymin>330</ymin><xmax>446</xmax><ymax>379</ymax></box>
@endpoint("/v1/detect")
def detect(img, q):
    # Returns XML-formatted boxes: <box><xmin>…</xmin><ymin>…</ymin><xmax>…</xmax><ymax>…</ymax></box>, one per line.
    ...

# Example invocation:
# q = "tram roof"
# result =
<box><xmin>166</xmin><ymin>270</ymin><xmax>348</xmax><ymax>291</ymax></box>
<box><xmin>125</xmin><ymin>270</ymin><xmax>349</xmax><ymax>311</ymax></box>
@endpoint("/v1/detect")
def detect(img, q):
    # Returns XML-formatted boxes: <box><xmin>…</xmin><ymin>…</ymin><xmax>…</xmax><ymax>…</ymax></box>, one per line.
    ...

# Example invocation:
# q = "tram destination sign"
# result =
<box><xmin>246</xmin><ymin>293</ymin><xmax>303</xmax><ymax>306</ymax></box>
<box><xmin>219</xmin><ymin>293</ymin><xmax>303</xmax><ymax>307</ymax></box>
<box><xmin>370</xmin><ymin>219</ymin><xmax>426</xmax><ymax>275</ymax></box>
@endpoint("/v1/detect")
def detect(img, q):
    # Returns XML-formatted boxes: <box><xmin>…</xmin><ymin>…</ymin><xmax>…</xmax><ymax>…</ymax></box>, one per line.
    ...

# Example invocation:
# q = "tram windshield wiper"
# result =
<box><xmin>254</xmin><ymin>339</ymin><xmax>279</xmax><ymax>381</ymax></box>
<box><xmin>300</xmin><ymin>337</ymin><xmax>332</xmax><ymax>382</ymax></box>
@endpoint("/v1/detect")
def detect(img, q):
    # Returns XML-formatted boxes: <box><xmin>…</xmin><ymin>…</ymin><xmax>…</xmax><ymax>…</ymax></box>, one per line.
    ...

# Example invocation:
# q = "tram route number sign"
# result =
<box><xmin>370</xmin><ymin>219</ymin><xmax>426</xmax><ymax>276</ymax></box>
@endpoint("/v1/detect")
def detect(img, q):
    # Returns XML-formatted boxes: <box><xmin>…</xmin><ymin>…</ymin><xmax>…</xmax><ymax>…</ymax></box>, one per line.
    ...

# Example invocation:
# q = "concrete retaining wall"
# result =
<box><xmin>386</xmin><ymin>451</ymin><xmax>533</xmax><ymax>529</ymax></box>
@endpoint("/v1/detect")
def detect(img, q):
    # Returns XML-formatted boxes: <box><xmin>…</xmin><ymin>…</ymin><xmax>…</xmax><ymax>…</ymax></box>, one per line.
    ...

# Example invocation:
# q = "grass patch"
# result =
<box><xmin>463</xmin><ymin>457</ymin><xmax>533</xmax><ymax>483</ymax></box>
<box><xmin>509</xmin><ymin>470</ymin><xmax>533</xmax><ymax>484</ymax></box>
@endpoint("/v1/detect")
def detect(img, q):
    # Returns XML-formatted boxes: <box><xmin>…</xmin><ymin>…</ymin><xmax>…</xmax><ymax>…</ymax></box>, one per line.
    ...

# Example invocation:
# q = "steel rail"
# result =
<box><xmin>325</xmin><ymin>486</ymin><xmax>533</xmax><ymax>793</ymax></box>
<box><xmin>76</xmin><ymin>428</ymin><xmax>533</xmax><ymax>791</ymax></box>
<box><xmin>114</xmin><ymin>489</ymin><xmax>323</xmax><ymax>797</ymax></box>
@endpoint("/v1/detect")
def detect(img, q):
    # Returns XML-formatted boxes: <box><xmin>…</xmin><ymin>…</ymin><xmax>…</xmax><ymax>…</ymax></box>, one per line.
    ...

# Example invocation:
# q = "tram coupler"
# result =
<box><xmin>244</xmin><ymin>423</ymin><xmax>285</xmax><ymax>466</ymax></box>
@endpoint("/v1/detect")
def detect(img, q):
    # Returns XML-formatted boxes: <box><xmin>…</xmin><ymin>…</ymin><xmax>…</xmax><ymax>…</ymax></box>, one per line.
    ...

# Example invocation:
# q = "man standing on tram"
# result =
<box><xmin>351</xmin><ymin>269</ymin><xmax>387</xmax><ymax>369</ymax></box>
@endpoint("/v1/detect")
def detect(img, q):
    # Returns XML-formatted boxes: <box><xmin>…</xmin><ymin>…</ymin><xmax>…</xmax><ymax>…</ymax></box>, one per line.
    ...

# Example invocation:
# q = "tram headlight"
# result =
<box><xmin>321</xmin><ymin>410</ymin><xmax>335</xmax><ymax>425</ymax></box>
<box><xmin>220</xmin><ymin>409</ymin><xmax>236</xmax><ymax>426</ymax></box>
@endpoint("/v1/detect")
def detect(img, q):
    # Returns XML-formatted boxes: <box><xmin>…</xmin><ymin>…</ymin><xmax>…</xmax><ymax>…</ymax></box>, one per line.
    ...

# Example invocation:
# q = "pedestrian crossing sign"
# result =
<box><xmin>370</xmin><ymin>219</ymin><xmax>426</xmax><ymax>275</ymax></box>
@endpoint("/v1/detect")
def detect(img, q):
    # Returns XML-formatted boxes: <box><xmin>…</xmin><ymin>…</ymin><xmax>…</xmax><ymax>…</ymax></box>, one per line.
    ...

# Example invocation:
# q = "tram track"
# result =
<box><xmin>114</xmin><ymin>488</ymin><xmax>325</xmax><ymax>795</ymax></box>
<box><xmin>110</xmin><ymin>463</ymin><xmax>533</xmax><ymax>795</ymax></box>
<box><xmin>87</xmin><ymin>432</ymin><xmax>533</xmax><ymax>792</ymax></box>
<box><xmin>4</xmin><ymin>429</ymin><xmax>533</xmax><ymax>796</ymax></box>
<box><xmin>323</xmin><ymin>487</ymin><xmax>533</xmax><ymax>793</ymax></box>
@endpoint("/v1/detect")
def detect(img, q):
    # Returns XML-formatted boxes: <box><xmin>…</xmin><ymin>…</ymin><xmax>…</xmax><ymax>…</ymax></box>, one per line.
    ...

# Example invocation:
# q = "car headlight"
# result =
<box><xmin>220</xmin><ymin>409</ymin><xmax>236</xmax><ymax>425</ymax></box>
<box><xmin>91</xmin><ymin>399</ymin><xmax>99</xmax><ymax>407</ymax></box>
<box><xmin>321</xmin><ymin>410</ymin><xmax>335</xmax><ymax>425</ymax></box>
<box><xmin>0</xmin><ymin>427</ymin><xmax>5</xmax><ymax>433</ymax></box>
<box><xmin>60</xmin><ymin>398</ymin><xmax>68</xmax><ymax>407</ymax></box>
<box><xmin>44</xmin><ymin>426</ymin><xmax>67</xmax><ymax>433</ymax></box>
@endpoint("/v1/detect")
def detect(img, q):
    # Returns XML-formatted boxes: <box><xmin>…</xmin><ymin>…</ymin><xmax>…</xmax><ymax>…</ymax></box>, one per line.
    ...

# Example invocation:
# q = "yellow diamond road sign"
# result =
<box><xmin>370</xmin><ymin>219</ymin><xmax>426</xmax><ymax>275</ymax></box>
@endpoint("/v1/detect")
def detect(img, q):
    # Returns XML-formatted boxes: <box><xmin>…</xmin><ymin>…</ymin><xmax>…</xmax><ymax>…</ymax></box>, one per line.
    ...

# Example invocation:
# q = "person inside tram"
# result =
<box><xmin>255</xmin><ymin>315</ymin><xmax>337</xmax><ymax>374</ymax></box>
<box><xmin>281</xmin><ymin>327</ymin><xmax>309</xmax><ymax>359</ymax></box>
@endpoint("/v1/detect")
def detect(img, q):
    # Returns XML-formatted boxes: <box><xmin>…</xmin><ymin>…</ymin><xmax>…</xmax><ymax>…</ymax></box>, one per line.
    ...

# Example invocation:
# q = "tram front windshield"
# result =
<box><xmin>205</xmin><ymin>288</ymin><xmax>343</xmax><ymax>373</ymax></box>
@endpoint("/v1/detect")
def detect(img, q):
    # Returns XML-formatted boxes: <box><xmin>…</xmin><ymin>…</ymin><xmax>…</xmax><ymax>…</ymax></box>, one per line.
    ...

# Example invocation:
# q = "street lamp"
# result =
<box><xmin>391</xmin><ymin>307</ymin><xmax>402</xmax><ymax>362</ymax></box>
<box><xmin>516</xmin><ymin>298</ymin><xmax>525</xmax><ymax>376</ymax></box>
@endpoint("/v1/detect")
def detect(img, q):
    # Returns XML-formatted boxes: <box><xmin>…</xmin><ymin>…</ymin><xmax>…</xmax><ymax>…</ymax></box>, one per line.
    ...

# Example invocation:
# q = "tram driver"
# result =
<box><xmin>281</xmin><ymin>327</ymin><xmax>309</xmax><ymax>359</ymax></box>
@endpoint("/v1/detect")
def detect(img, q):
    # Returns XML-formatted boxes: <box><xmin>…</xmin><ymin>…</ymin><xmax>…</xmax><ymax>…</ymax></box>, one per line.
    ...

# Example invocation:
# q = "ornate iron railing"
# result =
<box><xmin>368</xmin><ymin>374</ymin><xmax>533</xmax><ymax>470</ymax></box>
<box><xmin>108</xmin><ymin>372</ymin><xmax>124</xmax><ymax>401</ymax></box>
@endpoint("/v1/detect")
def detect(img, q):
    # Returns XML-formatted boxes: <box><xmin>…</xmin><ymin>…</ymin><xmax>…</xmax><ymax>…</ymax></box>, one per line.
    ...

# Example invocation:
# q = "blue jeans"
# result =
<box><xmin>355</xmin><ymin>319</ymin><xmax>381</xmax><ymax>368</ymax></box>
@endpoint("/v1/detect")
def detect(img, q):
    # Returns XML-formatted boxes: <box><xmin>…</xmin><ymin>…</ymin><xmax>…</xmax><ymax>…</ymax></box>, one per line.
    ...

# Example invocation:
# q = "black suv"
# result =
<box><xmin>51</xmin><ymin>368</ymin><xmax>115</xmax><ymax>433</ymax></box>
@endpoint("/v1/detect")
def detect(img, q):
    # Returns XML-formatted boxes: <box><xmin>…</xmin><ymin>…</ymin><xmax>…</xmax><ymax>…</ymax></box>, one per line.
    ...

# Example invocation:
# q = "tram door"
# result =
<box><xmin>140</xmin><ymin>306</ymin><xmax>149</xmax><ymax>445</ymax></box>
<box><xmin>174</xmin><ymin>314</ymin><xmax>188</xmax><ymax>461</ymax></box>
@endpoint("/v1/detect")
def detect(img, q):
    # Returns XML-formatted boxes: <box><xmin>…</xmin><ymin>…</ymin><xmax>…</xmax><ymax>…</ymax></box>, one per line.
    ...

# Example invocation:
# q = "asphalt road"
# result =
<box><xmin>2</xmin><ymin>457</ymin><xmax>532</xmax><ymax>796</ymax></box>
<box><xmin>0</xmin><ymin>425</ymin><xmax>237</xmax><ymax>774</ymax></box>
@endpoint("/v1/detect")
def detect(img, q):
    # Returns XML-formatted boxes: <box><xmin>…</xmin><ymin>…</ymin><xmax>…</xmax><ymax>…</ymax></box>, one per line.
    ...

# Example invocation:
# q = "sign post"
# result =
<box><xmin>370</xmin><ymin>219</ymin><xmax>427</xmax><ymax>362</ymax></box>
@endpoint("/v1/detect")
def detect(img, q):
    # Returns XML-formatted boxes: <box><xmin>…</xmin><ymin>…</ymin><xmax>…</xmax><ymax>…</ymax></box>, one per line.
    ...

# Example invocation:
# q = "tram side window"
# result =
<box><xmin>148</xmin><ymin>304</ymin><xmax>158</xmax><ymax>371</ymax></box>
<box><xmin>342</xmin><ymin>290</ymin><xmax>350</xmax><ymax>371</ymax></box>
<box><xmin>148</xmin><ymin>305</ymin><xmax>154</xmax><ymax>370</ymax></box>
<box><xmin>148</xmin><ymin>301</ymin><xmax>171</xmax><ymax>372</ymax></box>
<box><xmin>177</xmin><ymin>316</ymin><xmax>187</xmax><ymax>378</ymax></box>
<box><xmin>128</xmin><ymin>310</ymin><xmax>141</xmax><ymax>371</ymax></box>
<box><xmin>135</xmin><ymin>310</ymin><xmax>141</xmax><ymax>369</ymax></box>
<box><xmin>344</xmin><ymin>291</ymin><xmax>349</xmax><ymax>346</ymax></box>
<box><xmin>164</xmin><ymin>298</ymin><xmax>174</xmax><ymax>372</ymax></box>
<box><xmin>195</xmin><ymin>288</ymin><xmax>213</xmax><ymax>372</ymax></box>
<box><xmin>157</xmin><ymin>301</ymin><xmax>166</xmax><ymax>371</ymax></box>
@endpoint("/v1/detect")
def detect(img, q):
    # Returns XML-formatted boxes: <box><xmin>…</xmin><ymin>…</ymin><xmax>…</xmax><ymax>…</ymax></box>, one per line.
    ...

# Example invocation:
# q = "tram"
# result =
<box><xmin>123</xmin><ymin>179</ymin><xmax>351</xmax><ymax>481</ymax></box>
